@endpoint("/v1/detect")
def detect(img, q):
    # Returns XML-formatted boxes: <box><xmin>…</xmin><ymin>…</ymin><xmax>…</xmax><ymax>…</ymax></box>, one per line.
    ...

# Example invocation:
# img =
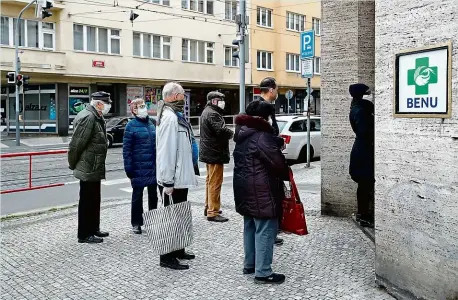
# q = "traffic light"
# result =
<box><xmin>232</xmin><ymin>35</ymin><xmax>249</xmax><ymax>63</ymax></box>
<box><xmin>36</xmin><ymin>0</ymin><xmax>53</xmax><ymax>19</ymax></box>
<box><xmin>16</xmin><ymin>74</ymin><xmax>23</xmax><ymax>87</ymax></box>
<box><xmin>6</xmin><ymin>72</ymin><xmax>16</xmax><ymax>84</ymax></box>
<box><xmin>23</xmin><ymin>75</ymin><xmax>30</xmax><ymax>86</ymax></box>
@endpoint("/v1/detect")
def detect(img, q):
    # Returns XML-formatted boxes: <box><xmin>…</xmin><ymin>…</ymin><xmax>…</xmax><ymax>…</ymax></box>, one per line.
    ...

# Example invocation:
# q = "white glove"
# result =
<box><xmin>164</xmin><ymin>187</ymin><xmax>174</xmax><ymax>195</ymax></box>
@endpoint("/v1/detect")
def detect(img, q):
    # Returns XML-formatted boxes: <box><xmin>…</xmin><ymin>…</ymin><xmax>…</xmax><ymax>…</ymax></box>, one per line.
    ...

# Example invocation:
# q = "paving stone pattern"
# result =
<box><xmin>1</xmin><ymin>165</ymin><xmax>392</xmax><ymax>300</ymax></box>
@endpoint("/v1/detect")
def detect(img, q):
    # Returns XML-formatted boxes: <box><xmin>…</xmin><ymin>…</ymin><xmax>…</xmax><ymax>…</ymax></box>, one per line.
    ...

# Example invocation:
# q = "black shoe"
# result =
<box><xmin>78</xmin><ymin>235</ymin><xmax>103</xmax><ymax>244</ymax></box>
<box><xmin>132</xmin><ymin>226</ymin><xmax>142</xmax><ymax>234</ymax></box>
<box><xmin>204</xmin><ymin>209</ymin><xmax>222</xmax><ymax>217</ymax></box>
<box><xmin>94</xmin><ymin>231</ymin><xmax>109</xmax><ymax>238</ymax></box>
<box><xmin>160</xmin><ymin>258</ymin><xmax>189</xmax><ymax>270</ymax></box>
<box><xmin>243</xmin><ymin>268</ymin><xmax>255</xmax><ymax>274</ymax></box>
<box><xmin>176</xmin><ymin>251</ymin><xmax>195</xmax><ymax>260</ymax></box>
<box><xmin>254</xmin><ymin>273</ymin><xmax>286</xmax><ymax>284</ymax></box>
<box><xmin>207</xmin><ymin>215</ymin><xmax>229</xmax><ymax>222</ymax></box>
<box><xmin>359</xmin><ymin>220</ymin><xmax>374</xmax><ymax>228</ymax></box>
<box><xmin>275</xmin><ymin>237</ymin><xmax>284</xmax><ymax>246</ymax></box>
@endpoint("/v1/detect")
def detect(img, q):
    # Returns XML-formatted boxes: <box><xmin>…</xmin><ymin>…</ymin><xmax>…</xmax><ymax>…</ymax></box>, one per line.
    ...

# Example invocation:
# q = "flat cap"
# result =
<box><xmin>207</xmin><ymin>91</ymin><xmax>225</xmax><ymax>102</ymax></box>
<box><xmin>91</xmin><ymin>91</ymin><xmax>112</xmax><ymax>103</ymax></box>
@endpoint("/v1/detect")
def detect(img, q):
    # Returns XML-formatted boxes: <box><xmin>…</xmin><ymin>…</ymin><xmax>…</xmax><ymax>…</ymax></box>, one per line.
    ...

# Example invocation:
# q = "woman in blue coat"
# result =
<box><xmin>123</xmin><ymin>98</ymin><xmax>157</xmax><ymax>234</ymax></box>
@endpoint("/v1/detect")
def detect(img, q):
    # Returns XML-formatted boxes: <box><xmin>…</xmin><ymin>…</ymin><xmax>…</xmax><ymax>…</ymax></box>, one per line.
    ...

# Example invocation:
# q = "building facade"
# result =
<box><xmin>322</xmin><ymin>1</ymin><xmax>458</xmax><ymax>299</ymax></box>
<box><xmin>0</xmin><ymin>0</ymin><xmax>253</xmax><ymax>135</ymax></box>
<box><xmin>249</xmin><ymin>0</ymin><xmax>321</xmax><ymax>115</ymax></box>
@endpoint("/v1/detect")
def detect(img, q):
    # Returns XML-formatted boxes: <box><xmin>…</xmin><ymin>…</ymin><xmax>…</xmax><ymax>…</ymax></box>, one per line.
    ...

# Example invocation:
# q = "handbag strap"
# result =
<box><xmin>160</xmin><ymin>189</ymin><xmax>175</xmax><ymax>207</ymax></box>
<box><xmin>288</xmin><ymin>168</ymin><xmax>301</xmax><ymax>203</ymax></box>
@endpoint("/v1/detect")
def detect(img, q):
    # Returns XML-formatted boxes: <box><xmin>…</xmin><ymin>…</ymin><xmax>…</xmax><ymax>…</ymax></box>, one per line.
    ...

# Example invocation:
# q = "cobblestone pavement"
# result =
<box><xmin>1</xmin><ymin>164</ymin><xmax>392</xmax><ymax>300</ymax></box>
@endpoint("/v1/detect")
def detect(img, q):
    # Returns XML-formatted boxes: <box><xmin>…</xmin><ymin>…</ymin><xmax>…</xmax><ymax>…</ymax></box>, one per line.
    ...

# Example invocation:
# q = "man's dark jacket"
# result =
<box><xmin>122</xmin><ymin>117</ymin><xmax>156</xmax><ymax>187</ymax></box>
<box><xmin>232</xmin><ymin>114</ymin><xmax>289</xmax><ymax>219</ymax></box>
<box><xmin>199</xmin><ymin>104</ymin><xmax>234</xmax><ymax>164</ymax></box>
<box><xmin>349</xmin><ymin>98</ymin><xmax>374</xmax><ymax>183</ymax></box>
<box><xmin>68</xmin><ymin>105</ymin><xmax>108</xmax><ymax>181</ymax></box>
<box><xmin>260</xmin><ymin>97</ymin><xmax>279</xmax><ymax>136</ymax></box>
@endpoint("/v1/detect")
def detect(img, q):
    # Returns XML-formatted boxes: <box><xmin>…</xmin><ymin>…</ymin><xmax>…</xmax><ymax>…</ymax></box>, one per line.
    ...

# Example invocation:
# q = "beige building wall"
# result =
<box><xmin>0</xmin><ymin>0</ymin><xmax>252</xmax><ymax>86</ymax></box>
<box><xmin>249</xmin><ymin>0</ymin><xmax>321</xmax><ymax>90</ymax></box>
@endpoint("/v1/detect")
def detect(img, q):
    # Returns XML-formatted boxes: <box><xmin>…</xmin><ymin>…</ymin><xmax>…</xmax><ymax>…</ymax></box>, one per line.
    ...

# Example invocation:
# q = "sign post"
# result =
<box><xmin>285</xmin><ymin>90</ymin><xmax>293</xmax><ymax>114</ymax></box>
<box><xmin>300</xmin><ymin>30</ymin><xmax>315</xmax><ymax>167</ymax></box>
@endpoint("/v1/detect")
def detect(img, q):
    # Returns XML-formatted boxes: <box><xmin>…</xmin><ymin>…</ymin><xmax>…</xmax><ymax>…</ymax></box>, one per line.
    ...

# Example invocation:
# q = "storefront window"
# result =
<box><xmin>6</xmin><ymin>84</ymin><xmax>57</xmax><ymax>133</ymax></box>
<box><xmin>69</xmin><ymin>86</ymin><xmax>90</xmax><ymax>126</ymax></box>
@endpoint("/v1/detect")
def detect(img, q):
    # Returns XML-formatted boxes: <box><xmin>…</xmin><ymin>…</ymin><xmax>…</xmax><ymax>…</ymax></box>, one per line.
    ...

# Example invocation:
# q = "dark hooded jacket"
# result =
<box><xmin>199</xmin><ymin>104</ymin><xmax>234</xmax><ymax>164</ymax></box>
<box><xmin>349</xmin><ymin>84</ymin><xmax>374</xmax><ymax>182</ymax></box>
<box><xmin>232</xmin><ymin>114</ymin><xmax>289</xmax><ymax>219</ymax></box>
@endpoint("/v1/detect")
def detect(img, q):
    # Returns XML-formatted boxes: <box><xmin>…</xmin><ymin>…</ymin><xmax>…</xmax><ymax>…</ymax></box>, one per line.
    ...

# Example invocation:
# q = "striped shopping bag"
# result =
<box><xmin>143</xmin><ymin>194</ymin><xmax>193</xmax><ymax>255</ymax></box>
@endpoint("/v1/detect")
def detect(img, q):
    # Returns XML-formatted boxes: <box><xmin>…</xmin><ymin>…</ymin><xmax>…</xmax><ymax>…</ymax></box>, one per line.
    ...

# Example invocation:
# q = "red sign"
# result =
<box><xmin>253</xmin><ymin>87</ymin><xmax>261</xmax><ymax>95</ymax></box>
<box><xmin>92</xmin><ymin>60</ymin><xmax>105</xmax><ymax>68</ymax></box>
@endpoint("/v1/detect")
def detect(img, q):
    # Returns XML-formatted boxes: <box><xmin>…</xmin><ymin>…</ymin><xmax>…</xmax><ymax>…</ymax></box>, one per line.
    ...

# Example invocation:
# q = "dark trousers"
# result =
<box><xmin>131</xmin><ymin>184</ymin><xmax>158</xmax><ymax>227</ymax></box>
<box><xmin>357</xmin><ymin>179</ymin><xmax>375</xmax><ymax>223</ymax></box>
<box><xmin>78</xmin><ymin>181</ymin><xmax>101</xmax><ymax>239</ymax></box>
<box><xmin>158</xmin><ymin>186</ymin><xmax>188</xmax><ymax>262</ymax></box>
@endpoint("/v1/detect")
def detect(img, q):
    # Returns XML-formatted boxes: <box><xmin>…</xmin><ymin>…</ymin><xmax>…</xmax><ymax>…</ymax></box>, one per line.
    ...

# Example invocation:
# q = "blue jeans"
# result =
<box><xmin>243</xmin><ymin>216</ymin><xmax>278</xmax><ymax>277</ymax></box>
<box><xmin>131</xmin><ymin>184</ymin><xmax>158</xmax><ymax>227</ymax></box>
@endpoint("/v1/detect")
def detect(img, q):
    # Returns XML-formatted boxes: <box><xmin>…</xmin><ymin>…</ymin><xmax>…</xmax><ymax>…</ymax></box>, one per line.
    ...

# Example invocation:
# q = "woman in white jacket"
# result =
<box><xmin>156</xmin><ymin>82</ymin><xmax>198</xmax><ymax>270</ymax></box>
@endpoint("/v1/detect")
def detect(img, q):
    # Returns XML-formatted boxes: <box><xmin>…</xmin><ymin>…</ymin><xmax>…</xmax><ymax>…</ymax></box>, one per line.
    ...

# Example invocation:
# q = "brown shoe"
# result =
<box><xmin>207</xmin><ymin>215</ymin><xmax>229</xmax><ymax>222</ymax></box>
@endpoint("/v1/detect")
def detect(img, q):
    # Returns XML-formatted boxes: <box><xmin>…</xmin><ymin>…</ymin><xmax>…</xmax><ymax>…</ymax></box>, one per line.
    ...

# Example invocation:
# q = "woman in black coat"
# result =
<box><xmin>233</xmin><ymin>100</ymin><xmax>289</xmax><ymax>285</ymax></box>
<box><xmin>349</xmin><ymin>83</ymin><xmax>375</xmax><ymax>228</ymax></box>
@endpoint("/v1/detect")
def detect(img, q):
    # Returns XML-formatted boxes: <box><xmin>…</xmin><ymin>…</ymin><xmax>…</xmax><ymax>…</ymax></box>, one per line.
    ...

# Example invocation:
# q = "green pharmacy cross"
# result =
<box><xmin>407</xmin><ymin>57</ymin><xmax>438</xmax><ymax>95</ymax></box>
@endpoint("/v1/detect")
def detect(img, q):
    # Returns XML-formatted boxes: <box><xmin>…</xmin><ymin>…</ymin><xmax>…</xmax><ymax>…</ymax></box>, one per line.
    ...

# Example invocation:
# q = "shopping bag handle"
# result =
<box><xmin>161</xmin><ymin>189</ymin><xmax>174</xmax><ymax>207</ymax></box>
<box><xmin>288</xmin><ymin>168</ymin><xmax>301</xmax><ymax>203</ymax></box>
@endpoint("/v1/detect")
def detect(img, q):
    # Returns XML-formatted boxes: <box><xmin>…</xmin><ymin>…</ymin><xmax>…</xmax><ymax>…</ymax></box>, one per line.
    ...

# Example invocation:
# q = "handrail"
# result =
<box><xmin>1</xmin><ymin>150</ymin><xmax>68</xmax><ymax>194</ymax></box>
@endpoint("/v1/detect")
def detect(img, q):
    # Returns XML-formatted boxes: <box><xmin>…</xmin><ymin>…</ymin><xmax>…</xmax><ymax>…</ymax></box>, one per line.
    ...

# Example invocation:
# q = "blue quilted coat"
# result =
<box><xmin>123</xmin><ymin>117</ymin><xmax>156</xmax><ymax>187</ymax></box>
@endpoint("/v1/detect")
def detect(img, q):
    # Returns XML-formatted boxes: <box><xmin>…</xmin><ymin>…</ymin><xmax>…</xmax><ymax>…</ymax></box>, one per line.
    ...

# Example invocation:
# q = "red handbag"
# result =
<box><xmin>280</xmin><ymin>169</ymin><xmax>309</xmax><ymax>235</ymax></box>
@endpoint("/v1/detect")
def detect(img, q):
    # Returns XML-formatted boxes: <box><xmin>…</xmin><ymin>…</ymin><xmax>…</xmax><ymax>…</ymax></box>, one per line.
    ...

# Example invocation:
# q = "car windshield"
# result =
<box><xmin>106</xmin><ymin>117</ymin><xmax>122</xmax><ymax>127</ymax></box>
<box><xmin>277</xmin><ymin>121</ymin><xmax>288</xmax><ymax>132</ymax></box>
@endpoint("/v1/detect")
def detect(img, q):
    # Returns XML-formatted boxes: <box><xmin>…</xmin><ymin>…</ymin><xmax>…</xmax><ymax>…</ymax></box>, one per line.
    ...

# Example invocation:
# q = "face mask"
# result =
<box><xmin>137</xmin><ymin>107</ymin><xmax>148</xmax><ymax>118</ymax></box>
<box><xmin>217</xmin><ymin>101</ymin><xmax>225</xmax><ymax>110</ymax></box>
<box><xmin>274</xmin><ymin>92</ymin><xmax>279</xmax><ymax>101</ymax></box>
<box><xmin>267</xmin><ymin>117</ymin><xmax>273</xmax><ymax>125</ymax></box>
<box><xmin>101</xmin><ymin>103</ymin><xmax>111</xmax><ymax>115</ymax></box>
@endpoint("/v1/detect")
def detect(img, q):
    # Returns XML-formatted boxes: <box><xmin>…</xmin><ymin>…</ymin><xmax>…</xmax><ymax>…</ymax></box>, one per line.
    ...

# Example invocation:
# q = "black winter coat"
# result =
<box><xmin>233</xmin><ymin>114</ymin><xmax>289</xmax><ymax>219</ymax></box>
<box><xmin>349</xmin><ymin>98</ymin><xmax>374</xmax><ymax>183</ymax></box>
<box><xmin>199</xmin><ymin>104</ymin><xmax>234</xmax><ymax>164</ymax></box>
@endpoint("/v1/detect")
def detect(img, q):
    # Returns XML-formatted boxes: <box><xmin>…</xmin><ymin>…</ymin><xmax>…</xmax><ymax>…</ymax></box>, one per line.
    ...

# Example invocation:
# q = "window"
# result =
<box><xmin>313</xmin><ymin>18</ymin><xmax>321</xmax><ymax>35</ymax></box>
<box><xmin>182</xmin><ymin>39</ymin><xmax>214</xmax><ymax>63</ymax></box>
<box><xmin>0</xmin><ymin>16</ymin><xmax>55</xmax><ymax>50</ymax></box>
<box><xmin>286</xmin><ymin>12</ymin><xmax>305</xmax><ymax>32</ymax></box>
<box><xmin>314</xmin><ymin>57</ymin><xmax>321</xmax><ymax>74</ymax></box>
<box><xmin>257</xmin><ymin>7</ymin><xmax>272</xmax><ymax>28</ymax></box>
<box><xmin>149</xmin><ymin>0</ymin><xmax>170</xmax><ymax>5</ymax></box>
<box><xmin>73</xmin><ymin>24</ymin><xmax>121</xmax><ymax>54</ymax></box>
<box><xmin>182</xmin><ymin>0</ymin><xmax>214</xmax><ymax>14</ymax></box>
<box><xmin>225</xmin><ymin>1</ymin><xmax>238</xmax><ymax>21</ymax></box>
<box><xmin>133</xmin><ymin>32</ymin><xmax>171</xmax><ymax>59</ymax></box>
<box><xmin>224</xmin><ymin>46</ymin><xmax>238</xmax><ymax>67</ymax></box>
<box><xmin>256</xmin><ymin>50</ymin><xmax>273</xmax><ymax>70</ymax></box>
<box><xmin>286</xmin><ymin>53</ymin><xmax>300</xmax><ymax>72</ymax></box>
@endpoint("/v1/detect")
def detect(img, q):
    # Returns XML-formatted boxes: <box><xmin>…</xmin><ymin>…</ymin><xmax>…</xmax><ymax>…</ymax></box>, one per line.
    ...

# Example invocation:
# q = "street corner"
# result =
<box><xmin>1</xmin><ymin>201</ymin><xmax>392</xmax><ymax>300</ymax></box>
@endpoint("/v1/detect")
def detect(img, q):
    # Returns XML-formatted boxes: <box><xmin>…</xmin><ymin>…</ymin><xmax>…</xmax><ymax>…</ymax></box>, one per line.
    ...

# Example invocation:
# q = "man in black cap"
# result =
<box><xmin>199</xmin><ymin>91</ymin><xmax>234</xmax><ymax>222</ymax></box>
<box><xmin>259</xmin><ymin>77</ymin><xmax>280</xmax><ymax>135</ymax></box>
<box><xmin>259</xmin><ymin>77</ymin><xmax>284</xmax><ymax>246</ymax></box>
<box><xmin>68</xmin><ymin>91</ymin><xmax>112</xmax><ymax>243</ymax></box>
<box><xmin>348</xmin><ymin>83</ymin><xmax>374</xmax><ymax>228</ymax></box>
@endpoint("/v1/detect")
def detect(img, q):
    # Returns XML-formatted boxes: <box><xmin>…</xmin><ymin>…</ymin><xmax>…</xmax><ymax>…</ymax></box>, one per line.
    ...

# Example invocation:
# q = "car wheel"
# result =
<box><xmin>297</xmin><ymin>145</ymin><xmax>314</xmax><ymax>163</ymax></box>
<box><xmin>107</xmin><ymin>134</ymin><xmax>113</xmax><ymax>148</ymax></box>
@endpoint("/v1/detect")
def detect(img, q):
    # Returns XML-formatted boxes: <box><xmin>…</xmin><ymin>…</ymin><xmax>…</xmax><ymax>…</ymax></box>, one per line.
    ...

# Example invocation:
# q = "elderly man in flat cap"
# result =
<box><xmin>199</xmin><ymin>91</ymin><xmax>234</xmax><ymax>222</ymax></box>
<box><xmin>68</xmin><ymin>91</ymin><xmax>112</xmax><ymax>244</ymax></box>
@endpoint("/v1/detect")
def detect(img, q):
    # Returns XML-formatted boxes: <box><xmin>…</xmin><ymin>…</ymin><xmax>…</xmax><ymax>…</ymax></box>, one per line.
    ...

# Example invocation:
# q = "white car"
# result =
<box><xmin>276</xmin><ymin>115</ymin><xmax>321</xmax><ymax>163</ymax></box>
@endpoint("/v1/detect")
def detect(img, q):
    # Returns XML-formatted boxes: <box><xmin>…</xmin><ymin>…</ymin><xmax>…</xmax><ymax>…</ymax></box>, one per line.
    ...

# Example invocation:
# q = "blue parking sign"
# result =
<box><xmin>300</xmin><ymin>30</ymin><xmax>315</xmax><ymax>59</ymax></box>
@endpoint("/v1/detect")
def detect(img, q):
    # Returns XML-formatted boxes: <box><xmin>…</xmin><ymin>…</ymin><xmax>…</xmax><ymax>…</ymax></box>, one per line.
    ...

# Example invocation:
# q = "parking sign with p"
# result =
<box><xmin>300</xmin><ymin>30</ymin><xmax>315</xmax><ymax>59</ymax></box>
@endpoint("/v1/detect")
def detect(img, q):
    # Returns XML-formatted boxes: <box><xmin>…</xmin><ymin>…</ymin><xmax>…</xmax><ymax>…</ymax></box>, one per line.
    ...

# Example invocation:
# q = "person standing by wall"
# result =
<box><xmin>233</xmin><ymin>100</ymin><xmax>289</xmax><ymax>284</ymax></box>
<box><xmin>123</xmin><ymin>98</ymin><xmax>158</xmax><ymax>235</ymax></box>
<box><xmin>156</xmin><ymin>82</ymin><xmax>198</xmax><ymax>270</ymax></box>
<box><xmin>199</xmin><ymin>91</ymin><xmax>234</xmax><ymax>222</ymax></box>
<box><xmin>349</xmin><ymin>83</ymin><xmax>375</xmax><ymax>228</ymax></box>
<box><xmin>68</xmin><ymin>91</ymin><xmax>111</xmax><ymax>244</ymax></box>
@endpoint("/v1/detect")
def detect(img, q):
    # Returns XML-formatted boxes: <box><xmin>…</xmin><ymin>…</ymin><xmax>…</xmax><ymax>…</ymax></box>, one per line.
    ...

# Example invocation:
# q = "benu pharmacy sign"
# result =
<box><xmin>394</xmin><ymin>42</ymin><xmax>452</xmax><ymax>118</ymax></box>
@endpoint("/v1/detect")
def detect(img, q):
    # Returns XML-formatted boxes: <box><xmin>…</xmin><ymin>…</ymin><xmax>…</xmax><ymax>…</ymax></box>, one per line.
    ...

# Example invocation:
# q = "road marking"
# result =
<box><xmin>0</xmin><ymin>143</ymin><xmax>9</xmax><ymax>148</ymax></box>
<box><xmin>65</xmin><ymin>180</ymin><xmax>79</xmax><ymax>185</ymax></box>
<box><xmin>102</xmin><ymin>178</ymin><xmax>130</xmax><ymax>185</ymax></box>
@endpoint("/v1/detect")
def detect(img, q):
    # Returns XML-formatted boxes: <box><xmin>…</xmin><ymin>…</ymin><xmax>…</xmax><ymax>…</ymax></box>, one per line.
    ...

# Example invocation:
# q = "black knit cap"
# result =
<box><xmin>246</xmin><ymin>100</ymin><xmax>272</xmax><ymax>120</ymax></box>
<box><xmin>91</xmin><ymin>91</ymin><xmax>112</xmax><ymax>104</ymax></box>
